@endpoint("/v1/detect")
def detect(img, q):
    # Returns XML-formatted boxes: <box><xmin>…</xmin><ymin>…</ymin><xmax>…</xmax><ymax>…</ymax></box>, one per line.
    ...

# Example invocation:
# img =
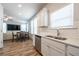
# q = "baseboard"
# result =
<box><xmin>3</xmin><ymin>39</ymin><xmax>12</xmax><ymax>41</ymax></box>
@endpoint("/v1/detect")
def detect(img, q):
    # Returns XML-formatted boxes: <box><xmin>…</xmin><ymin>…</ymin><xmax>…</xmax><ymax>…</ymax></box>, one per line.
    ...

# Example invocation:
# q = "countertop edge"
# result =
<box><xmin>34</xmin><ymin>34</ymin><xmax>79</xmax><ymax>48</ymax></box>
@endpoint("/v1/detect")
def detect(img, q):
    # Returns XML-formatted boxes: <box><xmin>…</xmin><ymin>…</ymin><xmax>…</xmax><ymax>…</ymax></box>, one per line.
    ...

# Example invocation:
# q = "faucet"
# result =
<box><xmin>57</xmin><ymin>29</ymin><xmax>60</xmax><ymax>37</ymax></box>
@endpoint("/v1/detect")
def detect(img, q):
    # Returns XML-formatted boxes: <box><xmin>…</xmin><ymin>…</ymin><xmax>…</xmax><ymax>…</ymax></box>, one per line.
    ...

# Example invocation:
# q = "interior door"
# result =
<box><xmin>0</xmin><ymin>4</ymin><xmax>3</xmax><ymax>48</ymax></box>
<box><xmin>0</xmin><ymin>18</ymin><xmax>3</xmax><ymax>48</ymax></box>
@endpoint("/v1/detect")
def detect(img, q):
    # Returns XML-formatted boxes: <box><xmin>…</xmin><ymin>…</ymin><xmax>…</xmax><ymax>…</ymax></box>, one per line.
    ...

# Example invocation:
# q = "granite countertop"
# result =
<box><xmin>35</xmin><ymin>34</ymin><xmax>79</xmax><ymax>48</ymax></box>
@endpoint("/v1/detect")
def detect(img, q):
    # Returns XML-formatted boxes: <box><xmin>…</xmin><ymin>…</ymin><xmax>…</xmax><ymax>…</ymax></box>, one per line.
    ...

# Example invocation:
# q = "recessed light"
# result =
<box><xmin>18</xmin><ymin>13</ymin><xmax>22</xmax><ymax>15</ymax></box>
<box><xmin>18</xmin><ymin>4</ymin><xmax>22</xmax><ymax>8</ymax></box>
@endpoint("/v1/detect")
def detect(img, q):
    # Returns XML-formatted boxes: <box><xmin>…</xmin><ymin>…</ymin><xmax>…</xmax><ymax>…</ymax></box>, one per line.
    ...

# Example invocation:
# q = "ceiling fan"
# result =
<box><xmin>3</xmin><ymin>16</ymin><xmax>13</xmax><ymax>21</ymax></box>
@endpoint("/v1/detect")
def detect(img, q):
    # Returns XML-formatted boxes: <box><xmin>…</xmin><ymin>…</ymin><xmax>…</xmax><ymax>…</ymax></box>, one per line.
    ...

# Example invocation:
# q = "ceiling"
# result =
<box><xmin>47</xmin><ymin>3</ymin><xmax>70</xmax><ymax>13</ymax></box>
<box><xmin>2</xmin><ymin>3</ymin><xmax>46</xmax><ymax>24</ymax></box>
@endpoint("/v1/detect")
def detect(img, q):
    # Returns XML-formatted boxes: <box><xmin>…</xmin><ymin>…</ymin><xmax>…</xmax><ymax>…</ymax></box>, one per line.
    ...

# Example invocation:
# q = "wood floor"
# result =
<box><xmin>0</xmin><ymin>39</ymin><xmax>41</xmax><ymax>56</ymax></box>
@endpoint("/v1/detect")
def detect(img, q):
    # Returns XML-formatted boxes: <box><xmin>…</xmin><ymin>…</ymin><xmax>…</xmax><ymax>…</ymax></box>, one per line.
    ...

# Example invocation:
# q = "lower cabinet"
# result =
<box><xmin>41</xmin><ymin>43</ymin><xmax>48</xmax><ymax>56</ymax></box>
<box><xmin>41</xmin><ymin>37</ymin><xmax>79</xmax><ymax>56</ymax></box>
<box><xmin>47</xmin><ymin>46</ymin><xmax>64</xmax><ymax>56</ymax></box>
<box><xmin>33</xmin><ymin>35</ymin><xmax>35</xmax><ymax>46</ymax></box>
<box><xmin>67</xmin><ymin>46</ymin><xmax>79</xmax><ymax>56</ymax></box>
<box><xmin>41</xmin><ymin>37</ymin><xmax>65</xmax><ymax>56</ymax></box>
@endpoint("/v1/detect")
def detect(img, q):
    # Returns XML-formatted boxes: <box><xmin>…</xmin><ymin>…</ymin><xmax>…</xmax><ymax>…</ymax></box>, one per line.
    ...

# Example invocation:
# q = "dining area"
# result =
<box><xmin>12</xmin><ymin>31</ymin><xmax>29</xmax><ymax>42</ymax></box>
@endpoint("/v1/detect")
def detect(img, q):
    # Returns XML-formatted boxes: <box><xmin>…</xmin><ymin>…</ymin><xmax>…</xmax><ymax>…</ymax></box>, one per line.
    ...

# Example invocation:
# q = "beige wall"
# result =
<box><xmin>39</xmin><ymin>3</ymin><xmax>79</xmax><ymax>40</ymax></box>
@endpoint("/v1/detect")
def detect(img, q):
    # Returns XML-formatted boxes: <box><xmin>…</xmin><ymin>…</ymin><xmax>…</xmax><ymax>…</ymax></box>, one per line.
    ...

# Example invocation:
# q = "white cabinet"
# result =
<box><xmin>32</xmin><ymin>35</ymin><xmax>35</xmax><ymax>46</ymax></box>
<box><xmin>67</xmin><ymin>46</ymin><xmax>79</xmax><ymax>56</ymax></box>
<box><xmin>38</xmin><ymin>8</ymin><xmax>48</xmax><ymax>27</ymax></box>
<box><xmin>41</xmin><ymin>37</ymin><xmax>65</xmax><ymax>56</ymax></box>
<box><xmin>41</xmin><ymin>38</ymin><xmax>48</xmax><ymax>56</ymax></box>
<box><xmin>47</xmin><ymin>46</ymin><xmax>64</xmax><ymax>56</ymax></box>
<box><xmin>0</xmin><ymin>4</ymin><xmax>3</xmax><ymax>48</ymax></box>
<box><xmin>41</xmin><ymin>36</ymin><xmax>79</xmax><ymax>56</ymax></box>
<box><xmin>41</xmin><ymin>37</ymin><xmax>79</xmax><ymax>56</ymax></box>
<box><xmin>41</xmin><ymin>43</ymin><xmax>48</xmax><ymax>56</ymax></box>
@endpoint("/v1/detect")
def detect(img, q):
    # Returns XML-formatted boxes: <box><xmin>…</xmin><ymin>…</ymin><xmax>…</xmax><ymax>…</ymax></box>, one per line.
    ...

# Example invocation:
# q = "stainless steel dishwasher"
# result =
<box><xmin>35</xmin><ymin>35</ymin><xmax>41</xmax><ymax>53</ymax></box>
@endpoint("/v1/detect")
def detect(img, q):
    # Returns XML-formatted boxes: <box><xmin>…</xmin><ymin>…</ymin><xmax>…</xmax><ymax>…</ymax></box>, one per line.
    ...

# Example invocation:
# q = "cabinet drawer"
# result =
<box><xmin>67</xmin><ymin>46</ymin><xmax>79</xmax><ymax>56</ymax></box>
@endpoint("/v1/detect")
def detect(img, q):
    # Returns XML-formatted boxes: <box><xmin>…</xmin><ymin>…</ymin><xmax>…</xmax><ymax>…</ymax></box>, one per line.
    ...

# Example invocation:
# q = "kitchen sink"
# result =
<box><xmin>46</xmin><ymin>35</ymin><xmax>66</xmax><ymax>40</ymax></box>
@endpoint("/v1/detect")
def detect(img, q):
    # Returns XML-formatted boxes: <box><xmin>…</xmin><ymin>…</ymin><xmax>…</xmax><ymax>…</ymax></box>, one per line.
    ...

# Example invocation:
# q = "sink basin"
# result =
<box><xmin>46</xmin><ymin>35</ymin><xmax>66</xmax><ymax>40</ymax></box>
<box><xmin>54</xmin><ymin>37</ymin><xmax>66</xmax><ymax>40</ymax></box>
<box><xmin>46</xmin><ymin>35</ymin><xmax>55</xmax><ymax>38</ymax></box>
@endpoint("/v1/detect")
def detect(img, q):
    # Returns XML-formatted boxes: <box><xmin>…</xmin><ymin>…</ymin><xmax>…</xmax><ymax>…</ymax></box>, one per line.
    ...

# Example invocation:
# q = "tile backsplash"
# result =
<box><xmin>39</xmin><ymin>28</ymin><xmax>79</xmax><ymax>39</ymax></box>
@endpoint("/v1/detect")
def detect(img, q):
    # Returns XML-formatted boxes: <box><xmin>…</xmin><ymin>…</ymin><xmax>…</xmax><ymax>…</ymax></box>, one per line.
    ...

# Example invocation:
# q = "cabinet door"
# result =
<box><xmin>43</xmin><ymin>38</ymin><xmax>65</xmax><ymax>52</ymax></box>
<box><xmin>41</xmin><ymin>43</ymin><xmax>48</xmax><ymax>56</ymax></box>
<box><xmin>47</xmin><ymin>45</ymin><xmax>65</xmax><ymax>56</ymax></box>
<box><xmin>67</xmin><ymin>46</ymin><xmax>79</xmax><ymax>56</ymax></box>
<box><xmin>33</xmin><ymin>35</ymin><xmax>35</xmax><ymax>46</ymax></box>
<box><xmin>41</xmin><ymin>37</ymin><xmax>48</xmax><ymax>56</ymax></box>
<box><xmin>39</xmin><ymin>8</ymin><xmax>48</xmax><ymax>26</ymax></box>
<box><xmin>0</xmin><ymin>4</ymin><xmax>3</xmax><ymax>48</ymax></box>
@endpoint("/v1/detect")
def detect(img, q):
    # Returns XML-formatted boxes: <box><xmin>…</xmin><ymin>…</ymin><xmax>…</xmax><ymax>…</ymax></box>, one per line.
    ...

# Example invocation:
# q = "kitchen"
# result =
<box><xmin>0</xmin><ymin>3</ymin><xmax>79</xmax><ymax>56</ymax></box>
<box><xmin>29</xmin><ymin>3</ymin><xmax>79</xmax><ymax>56</ymax></box>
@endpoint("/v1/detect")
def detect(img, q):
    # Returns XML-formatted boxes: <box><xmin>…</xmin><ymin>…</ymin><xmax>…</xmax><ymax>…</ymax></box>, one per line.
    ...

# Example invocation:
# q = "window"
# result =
<box><xmin>33</xmin><ymin>17</ymin><xmax>37</xmax><ymax>34</ymax></box>
<box><xmin>3</xmin><ymin>23</ymin><xmax>7</xmax><ymax>33</ymax></box>
<box><xmin>21</xmin><ymin>24</ymin><xmax>27</xmax><ymax>31</ymax></box>
<box><xmin>30</xmin><ymin>17</ymin><xmax>38</xmax><ymax>34</ymax></box>
<box><xmin>26</xmin><ymin>23</ymin><xmax>29</xmax><ymax>32</ymax></box>
<box><xmin>50</xmin><ymin>4</ymin><xmax>74</xmax><ymax>29</ymax></box>
<box><xmin>30</xmin><ymin>19</ymin><xmax>34</xmax><ymax>34</ymax></box>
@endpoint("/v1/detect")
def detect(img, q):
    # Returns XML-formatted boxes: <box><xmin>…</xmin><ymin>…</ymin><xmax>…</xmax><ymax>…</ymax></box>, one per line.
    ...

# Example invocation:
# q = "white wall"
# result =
<box><xmin>3</xmin><ymin>23</ymin><xmax>27</xmax><ymax>40</ymax></box>
<box><xmin>3</xmin><ymin>22</ymin><xmax>20</xmax><ymax>40</ymax></box>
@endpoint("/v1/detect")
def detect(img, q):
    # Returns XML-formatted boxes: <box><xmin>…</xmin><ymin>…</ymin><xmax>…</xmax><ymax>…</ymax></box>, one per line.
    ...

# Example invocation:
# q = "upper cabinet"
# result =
<box><xmin>38</xmin><ymin>8</ymin><xmax>49</xmax><ymax>27</ymax></box>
